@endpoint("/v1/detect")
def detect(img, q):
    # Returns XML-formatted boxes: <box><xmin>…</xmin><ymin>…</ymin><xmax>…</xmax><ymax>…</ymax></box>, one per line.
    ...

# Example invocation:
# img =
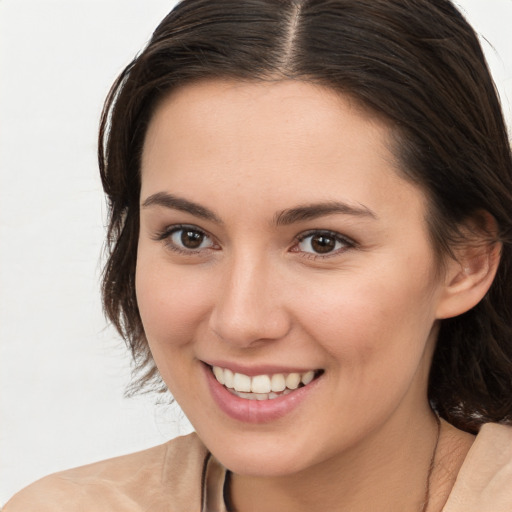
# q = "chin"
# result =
<box><xmin>197</xmin><ymin>427</ymin><xmax>327</xmax><ymax>477</ymax></box>
<box><xmin>216</xmin><ymin>450</ymin><xmax>309</xmax><ymax>478</ymax></box>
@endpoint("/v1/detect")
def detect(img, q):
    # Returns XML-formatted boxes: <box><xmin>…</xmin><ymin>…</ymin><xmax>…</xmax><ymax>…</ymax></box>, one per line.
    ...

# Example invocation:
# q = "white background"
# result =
<box><xmin>1</xmin><ymin>0</ymin><xmax>511</xmax><ymax>504</ymax></box>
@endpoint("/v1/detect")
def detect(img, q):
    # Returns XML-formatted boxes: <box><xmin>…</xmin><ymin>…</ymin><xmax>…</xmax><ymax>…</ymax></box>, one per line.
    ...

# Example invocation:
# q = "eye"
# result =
<box><xmin>155</xmin><ymin>225</ymin><xmax>217</xmax><ymax>253</ymax></box>
<box><xmin>294</xmin><ymin>230</ymin><xmax>354</xmax><ymax>256</ymax></box>
<box><xmin>171</xmin><ymin>227</ymin><xmax>211</xmax><ymax>250</ymax></box>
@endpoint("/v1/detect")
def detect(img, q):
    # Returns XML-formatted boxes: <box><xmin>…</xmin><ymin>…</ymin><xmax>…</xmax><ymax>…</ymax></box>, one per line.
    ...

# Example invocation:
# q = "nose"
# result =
<box><xmin>208</xmin><ymin>253</ymin><xmax>292</xmax><ymax>348</ymax></box>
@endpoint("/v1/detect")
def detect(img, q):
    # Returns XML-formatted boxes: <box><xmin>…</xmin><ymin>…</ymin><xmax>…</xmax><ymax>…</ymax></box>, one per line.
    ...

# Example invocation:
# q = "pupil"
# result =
<box><xmin>311</xmin><ymin>235</ymin><xmax>335</xmax><ymax>254</ymax></box>
<box><xmin>181</xmin><ymin>230</ymin><xmax>204</xmax><ymax>249</ymax></box>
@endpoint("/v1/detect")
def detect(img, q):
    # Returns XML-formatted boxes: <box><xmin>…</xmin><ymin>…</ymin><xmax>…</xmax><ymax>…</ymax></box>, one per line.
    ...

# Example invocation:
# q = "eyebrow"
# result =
<box><xmin>142</xmin><ymin>192</ymin><xmax>222</xmax><ymax>224</ymax></box>
<box><xmin>142</xmin><ymin>192</ymin><xmax>377</xmax><ymax>226</ymax></box>
<box><xmin>274</xmin><ymin>201</ymin><xmax>377</xmax><ymax>225</ymax></box>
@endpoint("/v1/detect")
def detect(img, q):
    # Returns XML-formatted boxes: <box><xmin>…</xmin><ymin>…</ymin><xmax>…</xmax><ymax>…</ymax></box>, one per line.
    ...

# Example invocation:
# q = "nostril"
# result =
<box><xmin>208</xmin><ymin>306</ymin><xmax>292</xmax><ymax>348</ymax></box>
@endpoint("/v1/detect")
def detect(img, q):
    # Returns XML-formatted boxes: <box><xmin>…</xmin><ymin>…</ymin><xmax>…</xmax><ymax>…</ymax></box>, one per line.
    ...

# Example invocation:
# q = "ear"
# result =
<box><xmin>435</xmin><ymin>214</ymin><xmax>502</xmax><ymax>320</ymax></box>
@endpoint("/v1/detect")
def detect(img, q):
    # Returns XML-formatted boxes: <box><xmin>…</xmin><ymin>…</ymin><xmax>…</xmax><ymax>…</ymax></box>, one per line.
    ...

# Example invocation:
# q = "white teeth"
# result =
<box><xmin>251</xmin><ymin>374</ymin><xmax>271</xmax><ymax>394</ymax></box>
<box><xmin>285</xmin><ymin>372</ymin><xmax>301</xmax><ymax>390</ymax></box>
<box><xmin>271</xmin><ymin>373</ymin><xmax>286</xmax><ymax>392</ymax></box>
<box><xmin>212</xmin><ymin>366</ymin><xmax>224</xmax><ymax>385</ymax></box>
<box><xmin>233</xmin><ymin>372</ymin><xmax>251</xmax><ymax>392</ymax></box>
<box><xmin>212</xmin><ymin>366</ymin><xmax>319</xmax><ymax>397</ymax></box>
<box><xmin>223</xmin><ymin>368</ymin><xmax>234</xmax><ymax>388</ymax></box>
<box><xmin>230</xmin><ymin>389</ymin><xmax>294</xmax><ymax>400</ymax></box>
<box><xmin>301</xmin><ymin>370</ymin><xmax>315</xmax><ymax>386</ymax></box>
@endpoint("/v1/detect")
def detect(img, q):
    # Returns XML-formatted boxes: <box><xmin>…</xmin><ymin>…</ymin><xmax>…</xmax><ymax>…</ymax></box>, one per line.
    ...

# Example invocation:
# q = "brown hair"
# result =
<box><xmin>99</xmin><ymin>0</ymin><xmax>512</xmax><ymax>433</ymax></box>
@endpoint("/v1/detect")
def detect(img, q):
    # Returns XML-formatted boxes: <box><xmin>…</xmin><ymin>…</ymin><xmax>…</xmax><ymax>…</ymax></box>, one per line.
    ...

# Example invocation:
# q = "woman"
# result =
<box><xmin>5</xmin><ymin>0</ymin><xmax>512</xmax><ymax>510</ymax></box>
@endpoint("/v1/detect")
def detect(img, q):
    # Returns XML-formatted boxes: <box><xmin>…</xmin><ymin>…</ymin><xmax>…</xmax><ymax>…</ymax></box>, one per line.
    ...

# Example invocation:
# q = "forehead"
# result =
<box><xmin>140</xmin><ymin>79</ymin><xmax>426</xmax><ymax>223</ymax></box>
<box><xmin>143</xmin><ymin>79</ymin><xmax>389</xmax><ymax>166</ymax></box>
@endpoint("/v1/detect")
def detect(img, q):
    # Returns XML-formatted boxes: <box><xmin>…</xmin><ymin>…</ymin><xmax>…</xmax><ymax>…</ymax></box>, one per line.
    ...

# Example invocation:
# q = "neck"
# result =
<box><xmin>229</xmin><ymin>407</ymin><xmax>442</xmax><ymax>512</ymax></box>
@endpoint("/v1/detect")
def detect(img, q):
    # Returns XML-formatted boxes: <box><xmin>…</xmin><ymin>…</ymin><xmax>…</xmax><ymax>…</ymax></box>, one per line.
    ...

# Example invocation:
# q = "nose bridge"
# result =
<box><xmin>209</xmin><ymin>247</ymin><xmax>290</xmax><ymax>347</ymax></box>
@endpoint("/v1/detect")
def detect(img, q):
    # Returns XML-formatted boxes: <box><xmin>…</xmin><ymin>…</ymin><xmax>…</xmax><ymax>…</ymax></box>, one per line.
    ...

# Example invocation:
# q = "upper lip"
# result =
<box><xmin>202</xmin><ymin>360</ymin><xmax>321</xmax><ymax>376</ymax></box>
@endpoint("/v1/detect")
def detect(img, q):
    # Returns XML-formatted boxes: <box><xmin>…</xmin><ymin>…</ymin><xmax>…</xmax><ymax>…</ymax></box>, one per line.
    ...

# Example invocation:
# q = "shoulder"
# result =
<box><xmin>3</xmin><ymin>432</ymin><xmax>208</xmax><ymax>512</ymax></box>
<box><xmin>443</xmin><ymin>422</ymin><xmax>512</xmax><ymax>512</ymax></box>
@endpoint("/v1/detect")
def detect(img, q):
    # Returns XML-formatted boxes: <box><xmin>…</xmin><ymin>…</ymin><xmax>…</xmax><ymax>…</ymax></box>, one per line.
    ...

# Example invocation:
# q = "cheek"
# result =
<box><xmin>135</xmin><ymin>254</ymin><xmax>213</xmax><ymax>347</ymax></box>
<box><xmin>297</xmin><ymin>269</ymin><xmax>438</xmax><ymax>370</ymax></box>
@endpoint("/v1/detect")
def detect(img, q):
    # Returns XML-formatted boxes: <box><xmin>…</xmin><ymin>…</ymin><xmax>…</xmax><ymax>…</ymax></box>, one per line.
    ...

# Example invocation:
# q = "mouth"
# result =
<box><xmin>209</xmin><ymin>365</ymin><xmax>324</xmax><ymax>401</ymax></box>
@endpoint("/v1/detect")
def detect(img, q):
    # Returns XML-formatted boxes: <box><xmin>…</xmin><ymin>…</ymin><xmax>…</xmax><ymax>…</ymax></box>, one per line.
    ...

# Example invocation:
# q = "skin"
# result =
<box><xmin>136</xmin><ymin>80</ymin><xmax>480</xmax><ymax>511</ymax></box>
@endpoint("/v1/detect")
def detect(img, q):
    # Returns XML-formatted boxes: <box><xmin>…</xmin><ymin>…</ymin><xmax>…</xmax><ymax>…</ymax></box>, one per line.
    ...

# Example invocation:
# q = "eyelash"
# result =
<box><xmin>153</xmin><ymin>224</ymin><xmax>217</xmax><ymax>255</ymax></box>
<box><xmin>153</xmin><ymin>225</ymin><xmax>356</xmax><ymax>259</ymax></box>
<box><xmin>292</xmin><ymin>230</ymin><xmax>356</xmax><ymax>259</ymax></box>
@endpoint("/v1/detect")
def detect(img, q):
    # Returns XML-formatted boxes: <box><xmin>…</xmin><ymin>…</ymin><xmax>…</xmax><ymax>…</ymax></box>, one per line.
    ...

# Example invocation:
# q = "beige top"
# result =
<box><xmin>4</xmin><ymin>423</ymin><xmax>512</xmax><ymax>512</ymax></box>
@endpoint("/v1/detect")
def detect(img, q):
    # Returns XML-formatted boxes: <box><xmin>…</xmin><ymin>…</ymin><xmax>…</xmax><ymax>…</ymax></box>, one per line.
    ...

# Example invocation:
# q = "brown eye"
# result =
<box><xmin>181</xmin><ymin>229</ymin><xmax>204</xmax><ymax>249</ymax></box>
<box><xmin>167</xmin><ymin>226</ymin><xmax>215</xmax><ymax>252</ymax></box>
<box><xmin>310</xmin><ymin>234</ymin><xmax>336</xmax><ymax>254</ymax></box>
<box><xmin>296</xmin><ymin>231</ymin><xmax>351</xmax><ymax>256</ymax></box>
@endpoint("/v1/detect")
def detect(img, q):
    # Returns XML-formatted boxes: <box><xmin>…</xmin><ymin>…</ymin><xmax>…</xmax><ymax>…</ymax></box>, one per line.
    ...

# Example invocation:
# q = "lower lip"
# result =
<box><xmin>203</xmin><ymin>364</ymin><xmax>321</xmax><ymax>423</ymax></box>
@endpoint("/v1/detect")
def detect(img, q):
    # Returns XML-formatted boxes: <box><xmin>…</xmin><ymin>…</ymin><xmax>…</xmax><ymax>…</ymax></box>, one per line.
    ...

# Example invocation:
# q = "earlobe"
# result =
<box><xmin>436</xmin><ymin>239</ymin><xmax>501</xmax><ymax>319</ymax></box>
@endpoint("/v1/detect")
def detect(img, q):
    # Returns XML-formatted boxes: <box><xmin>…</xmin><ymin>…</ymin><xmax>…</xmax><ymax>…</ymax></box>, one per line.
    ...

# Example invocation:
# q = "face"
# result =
<box><xmin>136</xmin><ymin>80</ymin><xmax>449</xmax><ymax>476</ymax></box>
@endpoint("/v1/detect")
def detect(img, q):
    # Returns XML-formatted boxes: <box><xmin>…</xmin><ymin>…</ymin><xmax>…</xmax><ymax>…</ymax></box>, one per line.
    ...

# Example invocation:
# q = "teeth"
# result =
<box><xmin>251</xmin><ymin>375</ymin><xmax>271</xmax><ymax>394</ymax></box>
<box><xmin>212</xmin><ymin>366</ymin><xmax>319</xmax><ymax>396</ymax></box>
<box><xmin>212</xmin><ymin>366</ymin><xmax>224</xmax><ymax>385</ymax></box>
<box><xmin>271</xmin><ymin>373</ymin><xmax>286</xmax><ymax>392</ymax></box>
<box><xmin>285</xmin><ymin>372</ymin><xmax>301</xmax><ymax>390</ymax></box>
<box><xmin>223</xmin><ymin>368</ymin><xmax>234</xmax><ymax>388</ymax></box>
<box><xmin>230</xmin><ymin>389</ymin><xmax>293</xmax><ymax>400</ymax></box>
<box><xmin>301</xmin><ymin>370</ymin><xmax>315</xmax><ymax>385</ymax></box>
<box><xmin>233</xmin><ymin>372</ymin><xmax>251</xmax><ymax>392</ymax></box>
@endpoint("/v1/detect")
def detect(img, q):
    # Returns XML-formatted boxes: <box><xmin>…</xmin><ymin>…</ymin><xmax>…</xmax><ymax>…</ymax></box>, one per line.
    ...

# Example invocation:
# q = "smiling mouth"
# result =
<box><xmin>210</xmin><ymin>365</ymin><xmax>324</xmax><ymax>401</ymax></box>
